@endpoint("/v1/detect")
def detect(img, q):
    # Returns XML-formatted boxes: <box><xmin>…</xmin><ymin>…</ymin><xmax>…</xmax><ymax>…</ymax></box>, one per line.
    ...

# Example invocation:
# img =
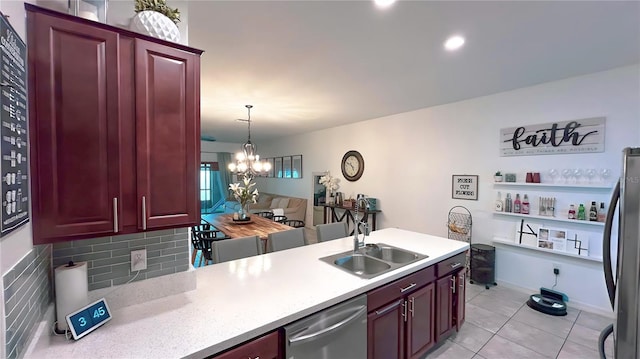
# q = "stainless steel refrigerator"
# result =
<box><xmin>601</xmin><ymin>147</ymin><xmax>640</xmax><ymax>359</ymax></box>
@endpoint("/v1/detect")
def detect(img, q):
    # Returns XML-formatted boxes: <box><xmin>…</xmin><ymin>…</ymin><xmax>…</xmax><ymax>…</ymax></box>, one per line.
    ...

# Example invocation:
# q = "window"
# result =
<box><xmin>200</xmin><ymin>162</ymin><xmax>224</xmax><ymax>214</ymax></box>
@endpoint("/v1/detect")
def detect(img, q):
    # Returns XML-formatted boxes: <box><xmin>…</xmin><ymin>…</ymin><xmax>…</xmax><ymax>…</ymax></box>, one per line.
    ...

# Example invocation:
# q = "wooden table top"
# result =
<box><xmin>203</xmin><ymin>213</ymin><xmax>292</xmax><ymax>241</ymax></box>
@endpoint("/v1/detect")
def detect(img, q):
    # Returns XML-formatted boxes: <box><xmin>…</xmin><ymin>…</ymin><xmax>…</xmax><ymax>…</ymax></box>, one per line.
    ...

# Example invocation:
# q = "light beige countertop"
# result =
<box><xmin>25</xmin><ymin>228</ymin><xmax>468</xmax><ymax>359</ymax></box>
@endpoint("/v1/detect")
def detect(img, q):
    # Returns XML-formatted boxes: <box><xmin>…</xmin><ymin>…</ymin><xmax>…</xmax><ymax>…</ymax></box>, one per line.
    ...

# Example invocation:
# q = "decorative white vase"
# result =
<box><xmin>130</xmin><ymin>11</ymin><xmax>180</xmax><ymax>42</ymax></box>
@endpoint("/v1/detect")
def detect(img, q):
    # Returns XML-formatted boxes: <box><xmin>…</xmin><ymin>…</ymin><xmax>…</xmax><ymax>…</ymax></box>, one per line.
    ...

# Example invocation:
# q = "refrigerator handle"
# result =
<box><xmin>602</xmin><ymin>180</ymin><xmax>620</xmax><ymax>309</ymax></box>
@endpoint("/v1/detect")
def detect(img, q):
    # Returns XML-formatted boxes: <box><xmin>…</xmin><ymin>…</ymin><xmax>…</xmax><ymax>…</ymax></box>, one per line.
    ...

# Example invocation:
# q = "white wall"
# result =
<box><xmin>201</xmin><ymin>141</ymin><xmax>241</xmax><ymax>162</ymax></box>
<box><xmin>257</xmin><ymin>65</ymin><xmax>640</xmax><ymax>313</ymax></box>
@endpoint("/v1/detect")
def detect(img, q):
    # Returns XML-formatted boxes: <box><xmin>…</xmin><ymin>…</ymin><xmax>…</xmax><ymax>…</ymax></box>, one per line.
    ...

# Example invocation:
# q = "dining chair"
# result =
<box><xmin>190</xmin><ymin>228</ymin><xmax>208</xmax><ymax>267</ymax></box>
<box><xmin>272</xmin><ymin>215</ymin><xmax>288</xmax><ymax>223</ymax></box>
<box><xmin>212</xmin><ymin>235</ymin><xmax>262</xmax><ymax>263</ymax></box>
<box><xmin>281</xmin><ymin>219</ymin><xmax>305</xmax><ymax>228</ymax></box>
<box><xmin>191</xmin><ymin>224</ymin><xmax>228</xmax><ymax>266</ymax></box>
<box><xmin>316</xmin><ymin>222</ymin><xmax>348</xmax><ymax>242</ymax></box>
<box><xmin>268</xmin><ymin>228</ymin><xmax>307</xmax><ymax>252</ymax></box>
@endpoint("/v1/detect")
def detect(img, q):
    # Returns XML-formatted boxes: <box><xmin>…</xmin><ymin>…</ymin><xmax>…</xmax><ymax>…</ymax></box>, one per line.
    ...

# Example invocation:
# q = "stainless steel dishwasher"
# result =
<box><xmin>284</xmin><ymin>294</ymin><xmax>367</xmax><ymax>358</ymax></box>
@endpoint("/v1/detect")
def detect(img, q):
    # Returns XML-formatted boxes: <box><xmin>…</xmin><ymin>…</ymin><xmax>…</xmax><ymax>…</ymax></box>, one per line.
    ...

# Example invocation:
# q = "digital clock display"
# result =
<box><xmin>66</xmin><ymin>298</ymin><xmax>112</xmax><ymax>340</ymax></box>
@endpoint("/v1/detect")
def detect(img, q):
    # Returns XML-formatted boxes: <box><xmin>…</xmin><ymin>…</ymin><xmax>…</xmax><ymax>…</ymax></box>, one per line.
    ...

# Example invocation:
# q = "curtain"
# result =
<box><xmin>217</xmin><ymin>152</ymin><xmax>233</xmax><ymax>200</ymax></box>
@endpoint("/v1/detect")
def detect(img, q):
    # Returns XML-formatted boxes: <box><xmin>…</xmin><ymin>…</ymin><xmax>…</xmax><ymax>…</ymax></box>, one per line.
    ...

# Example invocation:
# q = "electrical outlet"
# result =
<box><xmin>131</xmin><ymin>249</ymin><xmax>147</xmax><ymax>271</ymax></box>
<box><xmin>552</xmin><ymin>263</ymin><xmax>561</xmax><ymax>274</ymax></box>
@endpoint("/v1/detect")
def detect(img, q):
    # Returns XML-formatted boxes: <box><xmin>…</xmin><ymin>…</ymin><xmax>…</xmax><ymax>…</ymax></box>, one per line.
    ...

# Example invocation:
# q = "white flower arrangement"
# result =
<box><xmin>319</xmin><ymin>172</ymin><xmax>340</xmax><ymax>194</ymax></box>
<box><xmin>229</xmin><ymin>174</ymin><xmax>259</xmax><ymax>209</ymax></box>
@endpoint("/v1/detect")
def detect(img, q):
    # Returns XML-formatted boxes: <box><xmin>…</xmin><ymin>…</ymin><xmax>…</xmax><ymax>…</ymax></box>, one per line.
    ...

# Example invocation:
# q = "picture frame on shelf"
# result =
<box><xmin>537</xmin><ymin>227</ymin><xmax>567</xmax><ymax>251</ymax></box>
<box><xmin>452</xmin><ymin>175</ymin><xmax>478</xmax><ymax>200</ymax></box>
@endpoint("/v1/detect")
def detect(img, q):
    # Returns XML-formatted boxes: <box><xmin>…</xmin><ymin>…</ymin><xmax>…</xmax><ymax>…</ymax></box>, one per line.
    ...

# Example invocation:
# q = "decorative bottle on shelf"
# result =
<box><xmin>577</xmin><ymin>204</ymin><xmax>586</xmax><ymax>220</ymax></box>
<box><xmin>568</xmin><ymin>204</ymin><xmax>576</xmax><ymax>219</ymax></box>
<box><xmin>513</xmin><ymin>193</ymin><xmax>521</xmax><ymax>214</ymax></box>
<box><xmin>495</xmin><ymin>192</ymin><xmax>504</xmax><ymax>212</ymax></box>
<box><xmin>504</xmin><ymin>193</ymin><xmax>513</xmax><ymax>213</ymax></box>
<box><xmin>521</xmin><ymin>194</ymin><xmax>530</xmax><ymax>214</ymax></box>
<box><xmin>589</xmin><ymin>201</ymin><xmax>598</xmax><ymax>221</ymax></box>
<box><xmin>597</xmin><ymin>202</ymin><xmax>606</xmax><ymax>222</ymax></box>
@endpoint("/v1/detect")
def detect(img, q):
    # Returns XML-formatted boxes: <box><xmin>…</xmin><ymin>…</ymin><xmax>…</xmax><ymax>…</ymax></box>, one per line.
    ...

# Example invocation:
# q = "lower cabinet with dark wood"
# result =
<box><xmin>367</xmin><ymin>265</ymin><xmax>437</xmax><ymax>359</ymax></box>
<box><xmin>211</xmin><ymin>330</ymin><xmax>280</xmax><ymax>359</ymax></box>
<box><xmin>435</xmin><ymin>252</ymin><xmax>467</xmax><ymax>342</ymax></box>
<box><xmin>367</xmin><ymin>252</ymin><xmax>467</xmax><ymax>359</ymax></box>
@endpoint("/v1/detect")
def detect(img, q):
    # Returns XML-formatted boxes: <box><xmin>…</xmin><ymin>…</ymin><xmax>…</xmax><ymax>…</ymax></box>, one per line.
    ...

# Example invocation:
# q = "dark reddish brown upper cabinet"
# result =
<box><xmin>211</xmin><ymin>331</ymin><xmax>280</xmax><ymax>359</ymax></box>
<box><xmin>135</xmin><ymin>39</ymin><xmax>200</xmax><ymax>230</ymax></box>
<box><xmin>26</xmin><ymin>4</ymin><xmax>202</xmax><ymax>244</ymax></box>
<box><xmin>367</xmin><ymin>266</ymin><xmax>436</xmax><ymax>359</ymax></box>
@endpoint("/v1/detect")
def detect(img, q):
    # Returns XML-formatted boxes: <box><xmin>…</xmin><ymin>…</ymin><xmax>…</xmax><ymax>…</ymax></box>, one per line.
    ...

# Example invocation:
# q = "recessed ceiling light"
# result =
<box><xmin>444</xmin><ymin>35</ymin><xmax>465</xmax><ymax>51</ymax></box>
<box><xmin>374</xmin><ymin>0</ymin><xmax>396</xmax><ymax>8</ymax></box>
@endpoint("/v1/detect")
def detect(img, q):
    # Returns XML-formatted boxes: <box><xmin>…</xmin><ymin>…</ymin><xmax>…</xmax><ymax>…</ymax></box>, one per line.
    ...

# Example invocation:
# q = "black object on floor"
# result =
<box><xmin>526</xmin><ymin>293</ymin><xmax>567</xmax><ymax>316</ymax></box>
<box><xmin>470</xmin><ymin>244</ymin><xmax>497</xmax><ymax>289</ymax></box>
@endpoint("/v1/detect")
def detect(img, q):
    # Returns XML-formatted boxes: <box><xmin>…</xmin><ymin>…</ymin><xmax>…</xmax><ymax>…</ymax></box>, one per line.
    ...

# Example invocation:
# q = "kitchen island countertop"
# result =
<box><xmin>25</xmin><ymin>228</ymin><xmax>468</xmax><ymax>358</ymax></box>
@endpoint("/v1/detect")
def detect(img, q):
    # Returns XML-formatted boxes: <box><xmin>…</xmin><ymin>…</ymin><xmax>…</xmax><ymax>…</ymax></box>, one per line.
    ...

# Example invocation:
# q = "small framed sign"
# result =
<box><xmin>452</xmin><ymin>175</ymin><xmax>478</xmax><ymax>200</ymax></box>
<box><xmin>537</xmin><ymin>227</ymin><xmax>567</xmax><ymax>252</ymax></box>
<box><xmin>66</xmin><ymin>298</ymin><xmax>112</xmax><ymax>340</ymax></box>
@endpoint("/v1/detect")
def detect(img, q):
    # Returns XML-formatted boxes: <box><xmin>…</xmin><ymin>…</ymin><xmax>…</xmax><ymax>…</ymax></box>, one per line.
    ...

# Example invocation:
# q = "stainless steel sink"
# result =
<box><xmin>334</xmin><ymin>254</ymin><xmax>391</xmax><ymax>276</ymax></box>
<box><xmin>361</xmin><ymin>244</ymin><xmax>420</xmax><ymax>264</ymax></box>
<box><xmin>320</xmin><ymin>243</ymin><xmax>427</xmax><ymax>279</ymax></box>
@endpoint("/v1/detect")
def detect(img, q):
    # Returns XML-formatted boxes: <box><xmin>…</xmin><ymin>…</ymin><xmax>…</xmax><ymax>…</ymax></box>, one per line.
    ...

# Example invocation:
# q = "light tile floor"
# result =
<box><xmin>426</xmin><ymin>282</ymin><xmax>616</xmax><ymax>359</ymax></box>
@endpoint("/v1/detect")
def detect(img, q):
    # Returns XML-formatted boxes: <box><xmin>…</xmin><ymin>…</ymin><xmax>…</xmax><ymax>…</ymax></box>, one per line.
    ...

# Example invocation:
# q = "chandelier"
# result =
<box><xmin>228</xmin><ymin>105</ymin><xmax>271</xmax><ymax>178</ymax></box>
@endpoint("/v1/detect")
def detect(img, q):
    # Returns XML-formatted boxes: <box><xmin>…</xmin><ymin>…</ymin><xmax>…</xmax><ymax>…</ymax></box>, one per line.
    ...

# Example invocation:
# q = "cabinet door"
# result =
<box><xmin>27</xmin><ymin>10</ymin><xmax>122</xmax><ymax>243</ymax></box>
<box><xmin>367</xmin><ymin>298</ymin><xmax>405</xmax><ymax>359</ymax></box>
<box><xmin>407</xmin><ymin>283</ymin><xmax>436</xmax><ymax>359</ymax></box>
<box><xmin>456</xmin><ymin>270</ymin><xmax>466</xmax><ymax>330</ymax></box>
<box><xmin>435</xmin><ymin>275</ymin><xmax>454</xmax><ymax>342</ymax></box>
<box><xmin>135</xmin><ymin>39</ymin><xmax>200</xmax><ymax>229</ymax></box>
<box><xmin>212</xmin><ymin>331</ymin><xmax>279</xmax><ymax>359</ymax></box>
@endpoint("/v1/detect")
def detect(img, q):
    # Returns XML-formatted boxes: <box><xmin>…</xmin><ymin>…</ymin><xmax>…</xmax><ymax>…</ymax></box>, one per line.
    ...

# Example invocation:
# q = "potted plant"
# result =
<box><xmin>130</xmin><ymin>0</ymin><xmax>181</xmax><ymax>42</ymax></box>
<box><xmin>494</xmin><ymin>171</ymin><xmax>503</xmax><ymax>182</ymax></box>
<box><xmin>319</xmin><ymin>172</ymin><xmax>340</xmax><ymax>205</ymax></box>
<box><xmin>229</xmin><ymin>174</ymin><xmax>259</xmax><ymax>220</ymax></box>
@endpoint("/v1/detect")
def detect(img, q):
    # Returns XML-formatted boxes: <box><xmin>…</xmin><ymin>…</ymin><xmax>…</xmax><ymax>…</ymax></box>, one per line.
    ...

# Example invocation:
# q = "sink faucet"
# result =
<box><xmin>353</xmin><ymin>194</ymin><xmax>370</xmax><ymax>252</ymax></box>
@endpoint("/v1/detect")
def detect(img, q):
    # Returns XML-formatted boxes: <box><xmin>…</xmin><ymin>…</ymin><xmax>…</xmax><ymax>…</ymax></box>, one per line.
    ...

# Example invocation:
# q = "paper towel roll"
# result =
<box><xmin>55</xmin><ymin>261</ymin><xmax>88</xmax><ymax>331</ymax></box>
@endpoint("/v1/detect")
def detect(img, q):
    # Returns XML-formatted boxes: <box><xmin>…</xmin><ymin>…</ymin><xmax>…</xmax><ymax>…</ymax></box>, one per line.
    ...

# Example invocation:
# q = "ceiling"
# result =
<box><xmin>187</xmin><ymin>1</ymin><xmax>640</xmax><ymax>143</ymax></box>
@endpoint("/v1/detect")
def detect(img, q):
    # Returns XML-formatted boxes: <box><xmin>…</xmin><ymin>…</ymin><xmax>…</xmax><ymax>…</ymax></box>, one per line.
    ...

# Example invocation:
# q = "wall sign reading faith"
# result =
<box><xmin>452</xmin><ymin>175</ymin><xmax>478</xmax><ymax>200</ymax></box>
<box><xmin>500</xmin><ymin>117</ymin><xmax>605</xmax><ymax>157</ymax></box>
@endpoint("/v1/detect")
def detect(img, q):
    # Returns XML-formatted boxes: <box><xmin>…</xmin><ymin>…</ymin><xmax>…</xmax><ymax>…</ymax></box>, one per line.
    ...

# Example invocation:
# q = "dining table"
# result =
<box><xmin>202</xmin><ymin>213</ymin><xmax>293</xmax><ymax>253</ymax></box>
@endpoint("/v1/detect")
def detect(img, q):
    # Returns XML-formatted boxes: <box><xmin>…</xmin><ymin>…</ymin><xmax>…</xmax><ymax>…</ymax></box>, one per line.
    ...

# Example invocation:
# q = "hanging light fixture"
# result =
<box><xmin>228</xmin><ymin>105</ymin><xmax>271</xmax><ymax>178</ymax></box>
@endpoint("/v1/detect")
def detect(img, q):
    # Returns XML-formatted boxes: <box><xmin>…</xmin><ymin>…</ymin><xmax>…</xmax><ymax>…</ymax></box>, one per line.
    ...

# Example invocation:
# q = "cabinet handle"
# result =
<box><xmin>400</xmin><ymin>282</ymin><xmax>417</xmax><ymax>293</ymax></box>
<box><xmin>142</xmin><ymin>196</ymin><xmax>147</xmax><ymax>230</ymax></box>
<box><xmin>451</xmin><ymin>276</ymin><xmax>456</xmax><ymax>294</ymax></box>
<box><xmin>409</xmin><ymin>297</ymin><xmax>415</xmax><ymax>318</ymax></box>
<box><xmin>113</xmin><ymin>198</ymin><xmax>118</xmax><ymax>233</ymax></box>
<box><xmin>450</xmin><ymin>262</ymin><xmax>462</xmax><ymax>269</ymax></box>
<box><xmin>402</xmin><ymin>300</ymin><xmax>407</xmax><ymax>322</ymax></box>
<box><xmin>459</xmin><ymin>273</ymin><xmax>465</xmax><ymax>289</ymax></box>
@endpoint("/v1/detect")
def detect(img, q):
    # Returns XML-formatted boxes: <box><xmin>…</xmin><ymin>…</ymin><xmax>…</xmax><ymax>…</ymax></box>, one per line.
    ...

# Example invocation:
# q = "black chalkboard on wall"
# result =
<box><xmin>0</xmin><ymin>12</ymin><xmax>29</xmax><ymax>237</ymax></box>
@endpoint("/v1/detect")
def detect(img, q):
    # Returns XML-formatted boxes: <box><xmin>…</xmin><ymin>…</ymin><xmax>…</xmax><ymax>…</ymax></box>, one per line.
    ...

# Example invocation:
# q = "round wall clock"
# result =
<box><xmin>341</xmin><ymin>150</ymin><xmax>364</xmax><ymax>181</ymax></box>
